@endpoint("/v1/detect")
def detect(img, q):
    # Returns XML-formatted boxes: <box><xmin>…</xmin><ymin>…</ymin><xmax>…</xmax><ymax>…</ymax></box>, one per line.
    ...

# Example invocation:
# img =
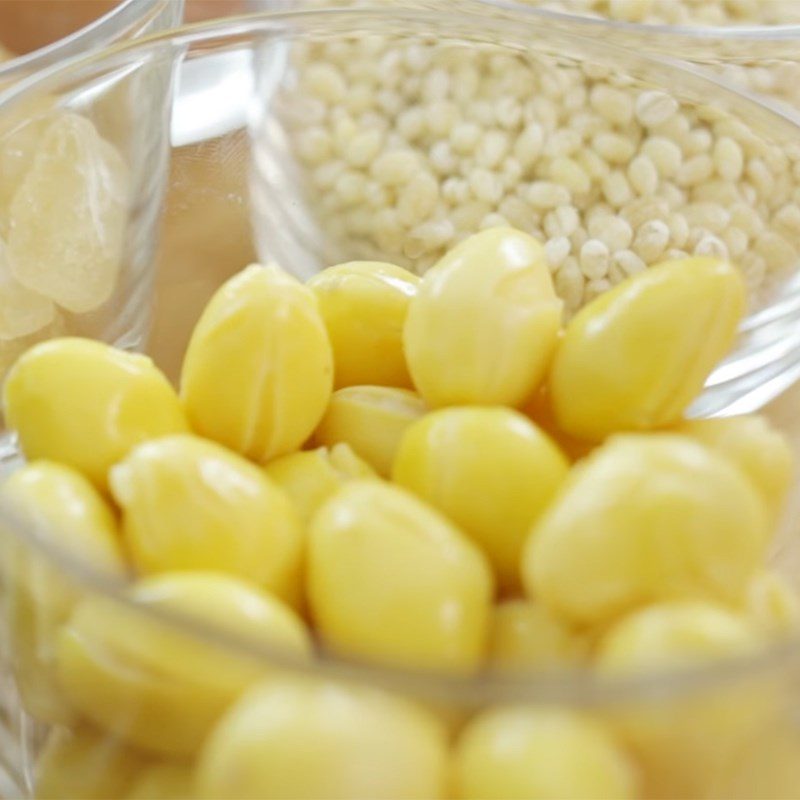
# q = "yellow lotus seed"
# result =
<box><xmin>550</xmin><ymin>257</ymin><xmax>745</xmax><ymax>440</ymax></box>
<box><xmin>745</xmin><ymin>570</ymin><xmax>800</xmax><ymax>637</ymax></box>
<box><xmin>404</xmin><ymin>227</ymin><xmax>562</xmax><ymax>408</ymax></box>
<box><xmin>393</xmin><ymin>406</ymin><xmax>568</xmax><ymax>591</ymax></box>
<box><xmin>197</xmin><ymin>677</ymin><xmax>448</xmax><ymax>800</ymax></box>
<box><xmin>596</xmin><ymin>602</ymin><xmax>771</xmax><ymax>799</ymax></box>
<box><xmin>308</xmin><ymin>480</ymin><xmax>493</xmax><ymax>673</ymax></box>
<box><xmin>308</xmin><ymin>260</ymin><xmax>419</xmax><ymax>389</ymax></box>
<box><xmin>125</xmin><ymin>762</ymin><xmax>196</xmax><ymax>800</ymax></box>
<box><xmin>57</xmin><ymin>571</ymin><xmax>312</xmax><ymax>757</ymax></box>
<box><xmin>264</xmin><ymin>443</ymin><xmax>376</xmax><ymax>527</ymax></box>
<box><xmin>524</xmin><ymin>435</ymin><xmax>768</xmax><ymax>625</ymax></box>
<box><xmin>1</xmin><ymin>461</ymin><xmax>126</xmax><ymax>724</ymax></box>
<box><xmin>489</xmin><ymin>600</ymin><xmax>586</xmax><ymax>672</ymax></box>
<box><xmin>3</xmin><ymin>337</ymin><xmax>188</xmax><ymax>489</ymax></box>
<box><xmin>312</xmin><ymin>385</ymin><xmax>426</xmax><ymax>476</ymax></box>
<box><xmin>523</xmin><ymin>387</ymin><xmax>596</xmax><ymax>462</ymax></box>
<box><xmin>35</xmin><ymin>725</ymin><xmax>146</xmax><ymax>800</ymax></box>
<box><xmin>453</xmin><ymin>707</ymin><xmax>639</xmax><ymax>800</ymax></box>
<box><xmin>181</xmin><ymin>264</ymin><xmax>333</xmax><ymax>463</ymax></box>
<box><xmin>110</xmin><ymin>434</ymin><xmax>303</xmax><ymax>603</ymax></box>
<box><xmin>674</xmin><ymin>415</ymin><xmax>793</xmax><ymax>528</ymax></box>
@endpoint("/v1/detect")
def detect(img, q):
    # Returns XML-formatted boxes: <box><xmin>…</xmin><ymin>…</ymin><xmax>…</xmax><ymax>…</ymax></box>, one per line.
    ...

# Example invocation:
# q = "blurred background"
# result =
<box><xmin>0</xmin><ymin>0</ymin><xmax>241</xmax><ymax>54</ymax></box>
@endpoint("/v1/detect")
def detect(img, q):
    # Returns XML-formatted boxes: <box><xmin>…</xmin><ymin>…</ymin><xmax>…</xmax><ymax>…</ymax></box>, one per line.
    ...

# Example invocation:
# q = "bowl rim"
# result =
<box><xmin>2</xmin><ymin>3</ymin><xmax>800</xmax><ymax>706</ymax></box>
<box><xmin>0</xmin><ymin>0</ymin><xmax>179</xmax><ymax>84</ymax></box>
<box><xmin>480</xmin><ymin>0</ymin><xmax>800</xmax><ymax>56</ymax></box>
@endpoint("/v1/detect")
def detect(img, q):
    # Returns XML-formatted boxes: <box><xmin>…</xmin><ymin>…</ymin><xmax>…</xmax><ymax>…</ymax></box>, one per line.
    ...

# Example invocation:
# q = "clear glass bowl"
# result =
<box><xmin>0</xmin><ymin>1</ymin><xmax>187</xmax><ymax>466</ymax></box>
<box><xmin>3</xmin><ymin>7</ymin><xmax>800</xmax><ymax>799</ymax></box>
<box><xmin>480</xmin><ymin>0</ymin><xmax>800</xmax><ymax>113</ymax></box>
<box><xmin>248</xmin><ymin>3</ymin><xmax>800</xmax><ymax>418</ymax></box>
<box><xmin>0</xmin><ymin>0</ymin><xmax>182</xmax><ymax>87</ymax></box>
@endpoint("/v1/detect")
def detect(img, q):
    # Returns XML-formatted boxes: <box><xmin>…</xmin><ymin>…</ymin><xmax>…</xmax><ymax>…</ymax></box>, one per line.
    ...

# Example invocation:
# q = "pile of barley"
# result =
<box><xmin>277</xmin><ymin>36</ymin><xmax>800</xmax><ymax>314</ymax></box>
<box><xmin>513</xmin><ymin>0</ymin><xmax>800</xmax><ymax>27</ymax></box>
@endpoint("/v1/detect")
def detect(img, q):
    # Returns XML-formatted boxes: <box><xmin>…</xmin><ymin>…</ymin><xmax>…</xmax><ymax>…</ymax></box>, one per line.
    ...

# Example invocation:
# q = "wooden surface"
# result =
<box><xmin>149</xmin><ymin>132</ymin><xmax>255</xmax><ymax>380</ymax></box>
<box><xmin>185</xmin><ymin>0</ymin><xmax>246</xmax><ymax>22</ymax></box>
<box><xmin>0</xmin><ymin>0</ymin><xmax>247</xmax><ymax>53</ymax></box>
<box><xmin>0</xmin><ymin>1</ymin><xmax>119</xmax><ymax>53</ymax></box>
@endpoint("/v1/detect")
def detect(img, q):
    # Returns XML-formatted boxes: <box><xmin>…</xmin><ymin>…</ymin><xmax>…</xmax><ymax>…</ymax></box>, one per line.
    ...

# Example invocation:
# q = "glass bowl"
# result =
<box><xmin>0</xmin><ymin>2</ymin><xmax>188</xmax><ymax>468</ymax></box>
<box><xmin>246</xmin><ymin>1</ymin><xmax>800</xmax><ymax>418</ymax></box>
<box><xmin>3</xmin><ymin>7</ymin><xmax>800</xmax><ymax>799</ymax></box>
<box><xmin>479</xmin><ymin>0</ymin><xmax>800</xmax><ymax>113</ymax></box>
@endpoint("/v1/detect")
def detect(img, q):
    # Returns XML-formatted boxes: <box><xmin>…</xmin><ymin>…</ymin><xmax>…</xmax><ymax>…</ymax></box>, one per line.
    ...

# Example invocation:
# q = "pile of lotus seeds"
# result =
<box><xmin>3</xmin><ymin>228</ymin><xmax>800</xmax><ymax>798</ymax></box>
<box><xmin>279</xmin><ymin>33</ymin><xmax>800</xmax><ymax>315</ymax></box>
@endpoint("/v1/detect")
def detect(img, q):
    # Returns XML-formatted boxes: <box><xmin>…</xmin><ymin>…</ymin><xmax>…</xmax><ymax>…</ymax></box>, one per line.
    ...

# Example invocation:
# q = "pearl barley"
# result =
<box><xmin>283</xmin><ymin>27</ymin><xmax>800</xmax><ymax>315</ymax></box>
